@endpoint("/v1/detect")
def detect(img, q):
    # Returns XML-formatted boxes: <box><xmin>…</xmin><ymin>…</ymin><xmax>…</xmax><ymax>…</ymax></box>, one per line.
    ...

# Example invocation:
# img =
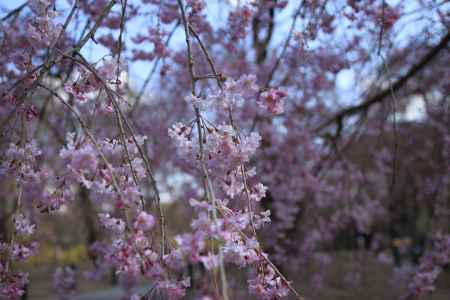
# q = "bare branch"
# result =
<box><xmin>316</xmin><ymin>31</ymin><xmax>450</xmax><ymax>133</ymax></box>
<box><xmin>1</xmin><ymin>2</ymin><xmax>27</xmax><ymax>22</ymax></box>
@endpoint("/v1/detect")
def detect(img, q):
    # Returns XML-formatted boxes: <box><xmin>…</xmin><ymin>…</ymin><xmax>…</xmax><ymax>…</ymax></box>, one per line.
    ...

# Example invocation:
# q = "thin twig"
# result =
<box><xmin>377</xmin><ymin>0</ymin><xmax>386</xmax><ymax>56</ymax></box>
<box><xmin>264</xmin><ymin>2</ymin><xmax>303</xmax><ymax>88</ymax></box>
<box><xmin>130</xmin><ymin>20</ymin><xmax>180</xmax><ymax>113</ymax></box>
<box><xmin>1</xmin><ymin>2</ymin><xmax>27</xmax><ymax>22</ymax></box>
<box><xmin>116</xmin><ymin>0</ymin><xmax>127</xmax><ymax>82</ymax></box>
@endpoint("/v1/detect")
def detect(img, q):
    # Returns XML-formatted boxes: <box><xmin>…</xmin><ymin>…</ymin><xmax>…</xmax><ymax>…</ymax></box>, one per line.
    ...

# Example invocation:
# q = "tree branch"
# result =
<box><xmin>316</xmin><ymin>31</ymin><xmax>450</xmax><ymax>132</ymax></box>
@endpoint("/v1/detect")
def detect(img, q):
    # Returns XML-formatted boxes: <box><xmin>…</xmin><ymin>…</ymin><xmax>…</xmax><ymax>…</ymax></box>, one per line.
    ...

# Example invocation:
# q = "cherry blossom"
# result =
<box><xmin>0</xmin><ymin>0</ymin><xmax>447</xmax><ymax>299</ymax></box>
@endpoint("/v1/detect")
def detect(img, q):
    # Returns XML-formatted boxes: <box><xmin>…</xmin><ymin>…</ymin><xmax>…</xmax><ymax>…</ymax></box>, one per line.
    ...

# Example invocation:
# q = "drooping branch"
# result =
<box><xmin>176</xmin><ymin>1</ymin><xmax>230</xmax><ymax>299</ymax></box>
<box><xmin>3</xmin><ymin>0</ymin><xmax>115</xmax><ymax>103</ymax></box>
<box><xmin>69</xmin><ymin>52</ymin><xmax>167</xmax><ymax>256</ymax></box>
<box><xmin>178</xmin><ymin>3</ymin><xmax>304</xmax><ymax>299</ymax></box>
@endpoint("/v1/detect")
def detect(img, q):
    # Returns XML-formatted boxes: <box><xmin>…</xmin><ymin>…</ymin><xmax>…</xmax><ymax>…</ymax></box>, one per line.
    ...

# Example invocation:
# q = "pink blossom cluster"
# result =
<box><xmin>64</xmin><ymin>58</ymin><xmax>124</xmax><ymax>103</ymax></box>
<box><xmin>407</xmin><ymin>233</ymin><xmax>450</xmax><ymax>298</ymax></box>
<box><xmin>0</xmin><ymin>214</ymin><xmax>38</xmax><ymax>298</ymax></box>
<box><xmin>132</xmin><ymin>28</ymin><xmax>170</xmax><ymax>61</ymax></box>
<box><xmin>258</xmin><ymin>88</ymin><xmax>287</xmax><ymax>115</ymax></box>
<box><xmin>53</xmin><ymin>265</ymin><xmax>77</xmax><ymax>299</ymax></box>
